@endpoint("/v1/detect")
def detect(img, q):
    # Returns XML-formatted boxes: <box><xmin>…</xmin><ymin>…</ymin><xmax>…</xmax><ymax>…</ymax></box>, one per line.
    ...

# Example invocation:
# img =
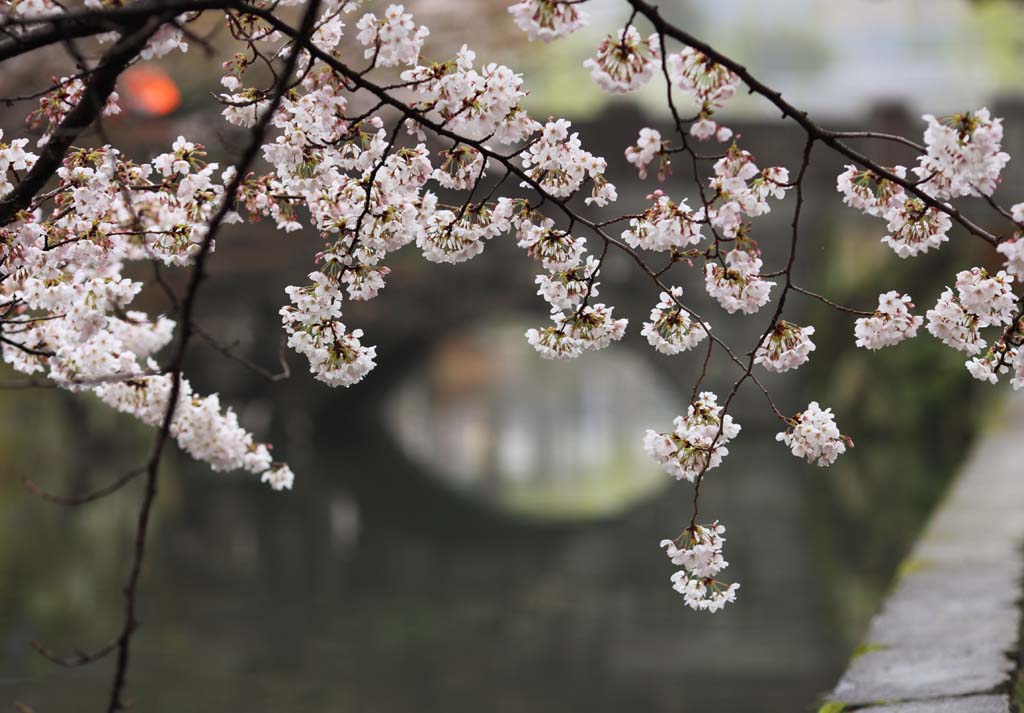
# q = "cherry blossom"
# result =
<box><xmin>836</xmin><ymin>164</ymin><xmax>908</xmax><ymax>218</ymax></box>
<box><xmin>355</xmin><ymin>4</ymin><xmax>428</xmax><ymax>67</ymax></box>
<box><xmin>519</xmin><ymin>119</ymin><xmax>613</xmax><ymax>203</ymax></box>
<box><xmin>625</xmin><ymin>128</ymin><xmax>666</xmax><ymax>180</ymax></box>
<box><xmin>754</xmin><ymin>321</ymin><xmax>816</xmax><ymax>373</ymax></box>
<box><xmin>926</xmin><ymin>288</ymin><xmax>985</xmax><ymax>355</ymax></box>
<box><xmin>508</xmin><ymin>0</ymin><xmax>589</xmax><ymax>42</ymax></box>
<box><xmin>661</xmin><ymin>521</ymin><xmax>739</xmax><ymax>612</ymax></box>
<box><xmin>854</xmin><ymin>291</ymin><xmax>923</xmax><ymax>350</ymax></box>
<box><xmin>954</xmin><ymin>267</ymin><xmax>1016</xmax><ymax>327</ymax></box>
<box><xmin>643</xmin><ymin>392</ymin><xmax>740</xmax><ymax>482</ymax></box>
<box><xmin>623</xmin><ymin>190</ymin><xmax>703</xmax><ymax>251</ymax></box>
<box><xmin>997</xmin><ymin>236</ymin><xmax>1024</xmax><ymax>279</ymax></box>
<box><xmin>641</xmin><ymin>287</ymin><xmax>708</xmax><ymax>355</ymax></box>
<box><xmin>776</xmin><ymin>402</ymin><xmax>849</xmax><ymax>466</ymax></box>
<box><xmin>667</xmin><ymin>47</ymin><xmax>739</xmax><ymax>141</ymax></box>
<box><xmin>881</xmin><ymin>198</ymin><xmax>951</xmax><ymax>258</ymax></box>
<box><xmin>583</xmin><ymin>26</ymin><xmax>659</xmax><ymax>94</ymax></box>
<box><xmin>534</xmin><ymin>255</ymin><xmax>601</xmax><ymax>310</ymax></box>
<box><xmin>914</xmin><ymin>109</ymin><xmax>1010</xmax><ymax>198</ymax></box>
<box><xmin>704</xmin><ymin>249</ymin><xmax>775</xmax><ymax>315</ymax></box>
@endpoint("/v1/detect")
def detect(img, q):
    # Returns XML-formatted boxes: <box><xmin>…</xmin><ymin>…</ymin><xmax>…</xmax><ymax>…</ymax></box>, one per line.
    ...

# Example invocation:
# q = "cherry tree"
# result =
<box><xmin>1</xmin><ymin>0</ymin><xmax>1021</xmax><ymax>708</ymax></box>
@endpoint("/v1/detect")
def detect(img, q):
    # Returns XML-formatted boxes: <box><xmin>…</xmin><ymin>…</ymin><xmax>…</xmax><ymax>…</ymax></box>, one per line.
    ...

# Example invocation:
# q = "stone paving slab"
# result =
<box><xmin>826</xmin><ymin>396</ymin><xmax>1024</xmax><ymax>711</ymax></box>
<box><xmin>856</xmin><ymin>694</ymin><xmax>1009</xmax><ymax>713</ymax></box>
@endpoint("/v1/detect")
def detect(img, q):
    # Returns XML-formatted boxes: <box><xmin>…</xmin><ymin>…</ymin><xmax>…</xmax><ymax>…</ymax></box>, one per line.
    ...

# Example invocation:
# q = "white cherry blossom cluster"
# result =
<box><xmin>640</xmin><ymin>287</ymin><xmax>708</xmax><ymax>355</ymax></box>
<box><xmin>643</xmin><ymin>391</ymin><xmax>741</xmax><ymax>482</ymax></box>
<box><xmin>534</xmin><ymin>255</ymin><xmax>602</xmax><ymax>311</ymax></box>
<box><xmin>519</xmin><ymin>119</ymin><xmax>616</xmax><ymax>205</ymax></box>
<box><xmin>355</xmin><ymin>4</ymin><xmax>429</xmax><ymax>67</ymax></box>
<box><xmin>836</xmin><ymin>110</ymin><xmax>1011</xmax><ymax>259</ymax></box>
<box><xmin>997</xmin><ymin>232</ymin><xmax>1024</xmax><ymax>279</ymax></box>
<box><xmin>776</xmin><ymin>402</ymin><xmax>849</xmax><ymax>467</ymax></box>
<box><xmin>0</xmin><ymin>137</ymin><xmax>293</xmax><ymax>487</ymax></box>
<box><xmin>706</xmin><ymin>146</ymin><xmax>790</xmax><ymax>236</ymax></box>
<box><xmin>525</xmin><ymin>304</ymin><xmax>627</xmax><ymax>360</ymax></box>
<box><xmin>926</xmin><ymin>288</ymin><xmax>985</xmax><ymax>355</ymax></box>
<box><xmin>419</xmin><ymin>199</ymin><xmax>514</xmax><ymax>264</ymax></box>
<box><xmin>882</xmin><ymin>197</ymin><xmax>952</xmax><ymax>258</ymax></box>
<box><xmin>836</xmin><ymin>163</ymin><xmax>952</xmax><ymax>258</ymax></box>
<box><xmin>924</xmin><ymin>268</ymin><xmax>1017</xmax><ymax>359</ymax></box>
<box><xmin>622</xmin><ymin>190</ymin><xmax>703</xmax><ymax>251</ymax></box>
<box><xmin>625</xmin><ymin>127</ymin><xmax>667</xmax><ymax>180</ymax></box>
<box><xmin>915</xmin><ymin>109</ymin><xmax>1010</xmax><ymax>198</ymax></box>
<box><xmin>508</xmin><ymin>0</ymin><xmax>589</xmax><ymax>42</ymax></box>
<box><xmin>965</xmin><ymin>344</ymin><xmax>1024</xmax><ymax>388</ymax></box>
<box><xmin>583</xmin><ymin>25</ymin><xmax>660</xmax><ymax>94</ymax></box>
<box><xmin>954</xmin><ymin>267</ymin><xmax>1016</xmax><ymax>327</ymax></box>
<box><xmin>0</xmin><ymin>130</ymin><xmax>37</xmax><ymax>195</ymax></box>
<box><xmin>836</xmin><ymin>164</ymin><xmax>900</xmax><ymax>215</ymax></box>
<box><xmin>96</xmin><ymin>372</ymin><xmax>292</xmax><ymax>489</ymax></box>
<box><xmin>854</xmin><ymin>291</ymin><xmax>923</xmax><ymax>350</ymax></box>
<box><xmin>704</xmin><ymin>248</ymin><xmax>775</xmax><ymax>315</ymax></box>
<box><xmin>401</xmin><ymin>45</ymin><xmax>537</xmax><ymax>143</ymax></box>
<box><xmin>754</xmin><ymin>321</ymin><xmax>816</xmax><ymax>373</ymax></box>
<box><xmin>516</xmin><ymin>216</ymin><xmax>587</xmax><ymax>270</ymax></box>
<box><xmin>279</xmin><ymin>272</ymin><xmax>377</xmax><ymax>387</ymax></box>
<box><xmin>661</xmin><ymin>522</ymin><xmax>740</xmax><ymax>612</ymax></box>
<box><xmin>667</xmin><ymin>47</ymin><xmax>740</xmax><ymax>141</ymax></box>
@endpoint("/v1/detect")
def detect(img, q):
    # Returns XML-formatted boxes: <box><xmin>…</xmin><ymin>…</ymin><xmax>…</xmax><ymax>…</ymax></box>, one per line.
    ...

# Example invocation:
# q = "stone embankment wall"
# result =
<box><xmin>825</xmin><ymin>396</ymin><xmax>1024</xmax><ymax>712</ymax></box>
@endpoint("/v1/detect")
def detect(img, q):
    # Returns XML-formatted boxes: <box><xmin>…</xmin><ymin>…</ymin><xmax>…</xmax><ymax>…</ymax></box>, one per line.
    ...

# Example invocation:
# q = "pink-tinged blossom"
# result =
<box><xmin>583</xmin><ymin>26</ymin><xmax>659</xmax><ymax>94</ymax></box>
<box><xmin>355</xmin><ymin>5</ymin><xmax>428</xmax><ymax>67</ymax></box>
<box><xmin>776</xmin><ymin>402</ymin><xmax>848</xmax><ymax>466</ymax></box>
<box><xmin>754</xmin><ymin>321</ymin><xmax>816</xmax><ymax>373</ymax></box>
<box><xmin>641</xmin><ymin>287</ymin><xmax>709</xmax><ymax>355</ymax></box>
<box><xmin>914</xmin><ymin>109</ymin><xmax>1010</xmax><ymax>198</ymax></box>
<box><xmin>625</xmin><ymin>127</ymin><xmax>665</xmax><ymax>179</ymax></box>
<box><xmin>704</xmin><ymin>250</ymin><xmax>775</xmax><ymax>315</ymax></box>
<box><xmin>507</xmin><ymin>0</ymin><xmax>588</xmax><ymax>42</ymax></box>
<box><xmin>926</xmin><ymin>288</ymin><xmax>985</xmax><ymax>355</ymax></box>
<box><xmin>643</xmin><ymin>391</ymin><xmax>740</xmax><ymax>482</ymax></box>
<box><xmin>534</xmin><ymin>255</ymin><xmax>601</xmax><ymax>311</ymax></box>
<box><xmin>836</xmin><ymin>164</ymin><xmax>907</xmax><ymax>218</ymax></box>
<box><xmin>882</xmin><ymin>198</ymin><xmax>951</xmax><ymax>258</ymax></box>
<box><xmin>854</xmin><ymin>291</ymin><xmax>923</xmax><ymax>350</ymax></box>
<box><xmin>997</xmin><ymin>236</ymin><xmax>1024</xmax><ymax>279</ymax></box>
<box><xmin>661</xmin><ymin>521</ymin><xmax>739</xmax><ymax>612</ymax></box>
<box><xmin>954</xmin><ymin>267</ymin><xmax>1016</xmax><ymax>327</ymax></box>
<box><xmin>525</xmin><ymin>304</ymin><xmax>627</xmax><ymax>359</ymax></box>
<box><xmin>622</xmin><ymin>190</ymin><xmax>703</xmax><ymax>251</ymax></box>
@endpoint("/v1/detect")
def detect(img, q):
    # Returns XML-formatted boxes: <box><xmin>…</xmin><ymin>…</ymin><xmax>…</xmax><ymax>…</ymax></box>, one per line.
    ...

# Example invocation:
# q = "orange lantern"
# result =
<box><xmin>120</xmin><ymin>65</ymin><xmax>181</xmax><ymax>117</ymax></box>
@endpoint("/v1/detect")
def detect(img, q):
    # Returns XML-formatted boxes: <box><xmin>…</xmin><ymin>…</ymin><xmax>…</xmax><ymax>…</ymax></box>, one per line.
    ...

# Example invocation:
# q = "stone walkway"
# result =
<box><xmin>825</xmin><ymin>395</ymin><xmax>1024</xmax><ymax>712</ymax></box>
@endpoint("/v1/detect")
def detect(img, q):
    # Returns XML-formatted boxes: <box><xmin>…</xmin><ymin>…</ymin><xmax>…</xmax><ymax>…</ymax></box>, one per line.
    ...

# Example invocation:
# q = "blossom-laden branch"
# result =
<box><xmin>3</xmin><ymin>0</ymin><xmax>1024</xmax><ymax>706</ymax></box>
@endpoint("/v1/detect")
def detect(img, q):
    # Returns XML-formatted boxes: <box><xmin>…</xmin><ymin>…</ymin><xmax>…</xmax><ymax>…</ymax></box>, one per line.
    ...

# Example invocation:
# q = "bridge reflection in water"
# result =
<box><xmin>387</xmin><ymin>321</ymin><xmax>674</xmax><ymax>520</ymax></box>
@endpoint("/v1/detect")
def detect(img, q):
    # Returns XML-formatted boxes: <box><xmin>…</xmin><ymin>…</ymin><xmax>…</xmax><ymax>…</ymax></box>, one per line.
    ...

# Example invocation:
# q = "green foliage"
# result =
<box><xmin>851</xmin><ymin>642</ymin><xmax>887</xmax><ymax>659</ymax></box>
<box><xmin>817</xmin><ymin>702</ymin><xmax>847</xmax><ymax>713</ymax></box>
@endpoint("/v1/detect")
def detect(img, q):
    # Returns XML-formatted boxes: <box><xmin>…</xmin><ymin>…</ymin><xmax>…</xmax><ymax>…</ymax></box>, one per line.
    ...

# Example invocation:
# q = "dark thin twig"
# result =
<box><xmin>23</xmin><ymin>468</ymin><xmax>144</xmax><ymax>506</ymax></box>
